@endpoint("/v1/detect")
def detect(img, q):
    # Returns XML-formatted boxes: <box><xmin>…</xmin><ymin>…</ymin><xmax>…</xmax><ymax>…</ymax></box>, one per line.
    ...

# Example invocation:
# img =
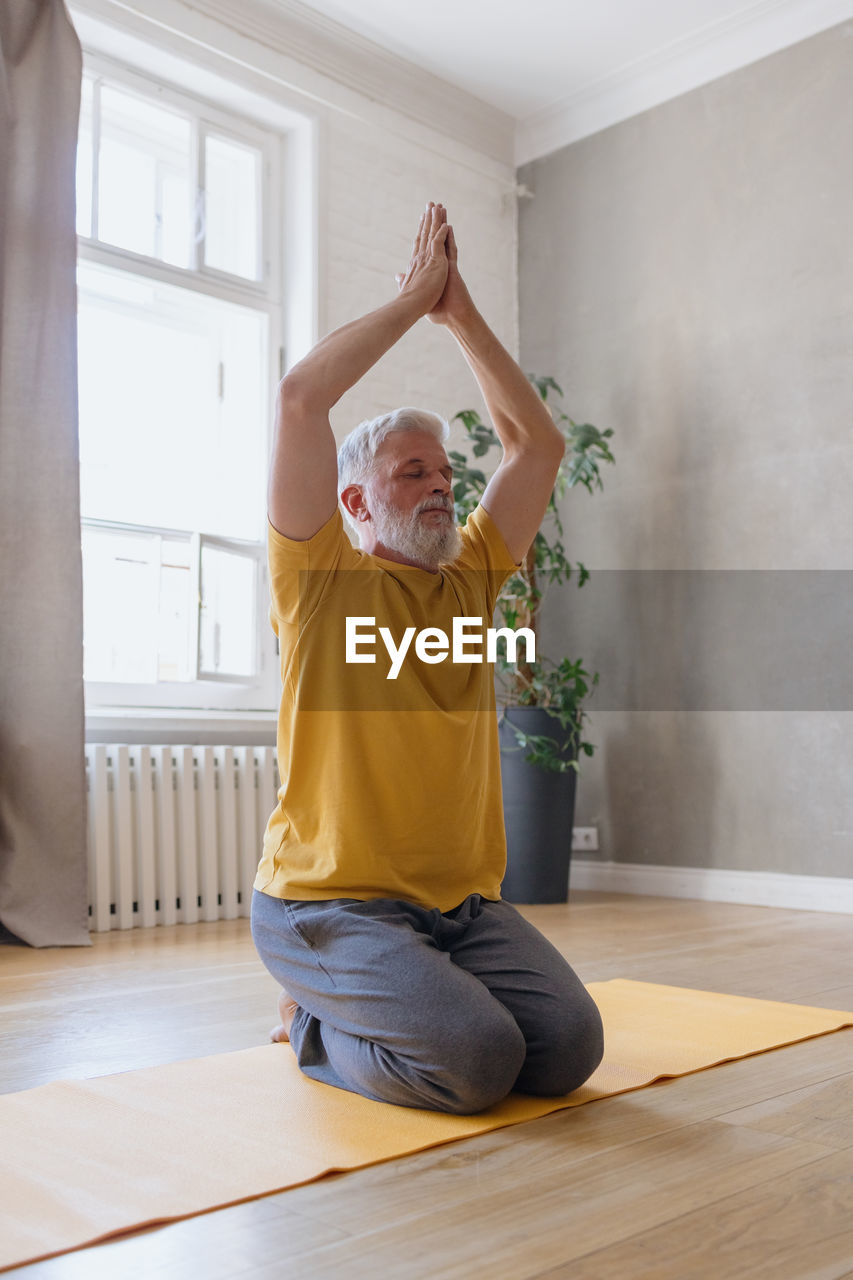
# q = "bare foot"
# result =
<box><xmin>270</xmin><ymin>988</ymin><xmax>300</xmax><ymax>1043</ymax></box>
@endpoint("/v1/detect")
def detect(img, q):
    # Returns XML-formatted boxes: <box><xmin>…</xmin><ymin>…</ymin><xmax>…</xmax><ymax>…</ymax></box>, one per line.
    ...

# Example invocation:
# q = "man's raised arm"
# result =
<box><xmin>268</xmin><ymin>205</ymin><xmax>450</xmax><ymax>540</ymax></box>
<box><xmin>426</xmin><ymin>213</ymin><xmax>565</xmax><ymax>565</ymax></box>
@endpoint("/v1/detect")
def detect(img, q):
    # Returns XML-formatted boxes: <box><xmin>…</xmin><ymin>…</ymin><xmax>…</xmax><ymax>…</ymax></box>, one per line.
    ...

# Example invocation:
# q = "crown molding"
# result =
<box><xmin>197</xmin><ymin>0</ymin><xmax>515</xmax><ymax>163</ymax></box>
<box><xmin>70</xmin><ymin>0</ymin><xmax>515</xmax><ymax>168</ymax></box>
<box><xmin>516</xmin><ymin>0</ymin><xmax>853</xmax><ymax>166</ymax></box>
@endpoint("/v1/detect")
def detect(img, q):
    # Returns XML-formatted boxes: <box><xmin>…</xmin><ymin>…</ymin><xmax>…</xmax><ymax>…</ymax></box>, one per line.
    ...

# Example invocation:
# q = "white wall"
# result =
<box><xmin>322</xmin><ymin>113</ymin><xmax>518</xmax><ymax>442</ymax></box>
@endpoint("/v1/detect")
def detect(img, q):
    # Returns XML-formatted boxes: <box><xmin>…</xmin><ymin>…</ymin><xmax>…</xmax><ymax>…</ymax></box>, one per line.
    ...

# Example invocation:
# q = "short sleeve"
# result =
<box><xmin>458</xmin><ymin>504</ymin><xmax>522</xmax><ymax>572</ymax></box>
<box><xmin>448</xmin><ymin>503</ymin><xmax>523</xmax><ymax>619</ymax></box>
<box><xmin>267</xmin><ymin>507</ymin><xmax>360</xmax><ymax>627</ymax></box>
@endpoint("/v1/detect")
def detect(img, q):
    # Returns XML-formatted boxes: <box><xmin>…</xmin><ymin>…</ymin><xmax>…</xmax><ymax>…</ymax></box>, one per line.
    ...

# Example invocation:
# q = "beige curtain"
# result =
<box><xmin>0</xmin><ymin>1</ymin><xmax>89</xmax><ymax>946</ymax></box>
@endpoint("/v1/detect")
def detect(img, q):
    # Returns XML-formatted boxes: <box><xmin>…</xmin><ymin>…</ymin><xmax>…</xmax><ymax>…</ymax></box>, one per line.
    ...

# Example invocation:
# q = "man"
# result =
<box><xmin>251</xmin><ymin>202</ymin><xmax>603</xmax><ymax>1114</ymax></box>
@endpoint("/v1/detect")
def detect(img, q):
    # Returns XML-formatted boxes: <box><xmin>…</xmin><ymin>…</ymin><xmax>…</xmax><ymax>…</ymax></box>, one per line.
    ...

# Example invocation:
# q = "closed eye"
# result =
<box><xmin>393</xmin><ymin>460</ymin><xmax>453</xmax><ymax>481</ymax></box>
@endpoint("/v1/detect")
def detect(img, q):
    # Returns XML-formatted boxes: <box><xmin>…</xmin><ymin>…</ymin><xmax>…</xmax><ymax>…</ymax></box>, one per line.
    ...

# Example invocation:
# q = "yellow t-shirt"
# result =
<box><xmin>254</xmin><ymin>503</ymin><xmax>521</xmax><ymax>911</ymax></box>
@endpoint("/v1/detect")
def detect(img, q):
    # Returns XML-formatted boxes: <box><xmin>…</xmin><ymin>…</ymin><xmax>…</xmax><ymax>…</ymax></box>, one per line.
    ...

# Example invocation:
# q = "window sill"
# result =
<box><xmin>85</xmin><ymin>706</ymin><xmax>278</xmax><ymax>746</ymax></box>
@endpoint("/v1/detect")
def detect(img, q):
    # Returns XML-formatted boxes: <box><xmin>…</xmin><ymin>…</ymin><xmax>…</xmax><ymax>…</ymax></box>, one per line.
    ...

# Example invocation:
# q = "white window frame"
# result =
<box><xmin>197</xmin><ymin>533</ymin><xmax>266</xmax><ymax>683</ymax></box>
<box><xmin>78</xmin><ymin>50</ymin><xmax>288</xmax><ymax>714</ymax></box>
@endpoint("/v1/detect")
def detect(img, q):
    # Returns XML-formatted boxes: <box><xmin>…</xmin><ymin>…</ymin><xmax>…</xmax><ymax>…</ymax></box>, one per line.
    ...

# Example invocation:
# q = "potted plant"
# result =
<box><xmin>449</xmin><ymin>376</ymin><xmax>615</xmax><ymax>902</ymax></box>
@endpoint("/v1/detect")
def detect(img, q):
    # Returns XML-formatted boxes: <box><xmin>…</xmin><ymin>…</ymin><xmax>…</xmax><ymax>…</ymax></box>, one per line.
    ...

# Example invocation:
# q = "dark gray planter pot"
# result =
<box><xmin>498</xmin><ymin>706</ymin><xmax>579</xmax><ymax>904</ymax></box>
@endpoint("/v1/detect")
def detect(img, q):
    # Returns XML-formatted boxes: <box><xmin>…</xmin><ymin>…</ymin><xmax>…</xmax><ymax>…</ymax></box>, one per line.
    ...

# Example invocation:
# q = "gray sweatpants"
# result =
<box><xmin>251</xmin><ymin>890</ymin><xmax>604</xmax><ymax>1114</ymax></box>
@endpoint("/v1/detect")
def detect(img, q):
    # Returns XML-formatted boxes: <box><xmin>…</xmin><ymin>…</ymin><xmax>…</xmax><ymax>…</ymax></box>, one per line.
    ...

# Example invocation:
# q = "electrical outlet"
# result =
<box><xmin>571</xmin><ymin>826</ymin><xmax>599</xmax><ymax>852</ymax></box>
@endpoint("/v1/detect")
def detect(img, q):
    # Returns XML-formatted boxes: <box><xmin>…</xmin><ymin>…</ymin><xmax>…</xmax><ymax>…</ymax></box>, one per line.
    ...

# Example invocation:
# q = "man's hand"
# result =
<box><xmin>394</xmin><ymin>202</ymin><xmax>450</xmax><ymax>316</ymax></box>
<box><xmin>269</xmin><ymin>202</ymin><xmax>450</xmax><ymax>541</ymax></box>
<box><xmin>426</xmin><ymin>215</ymin><xmax>476</xmax><ymax>328</ymax></box>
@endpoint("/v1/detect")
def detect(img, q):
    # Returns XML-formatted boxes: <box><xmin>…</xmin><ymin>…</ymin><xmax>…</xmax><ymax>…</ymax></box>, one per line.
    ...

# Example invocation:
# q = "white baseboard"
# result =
<box><xmin>570</xmin><ymin>859</ymin><xmax>853</xmax><ymax>915</ymax></box>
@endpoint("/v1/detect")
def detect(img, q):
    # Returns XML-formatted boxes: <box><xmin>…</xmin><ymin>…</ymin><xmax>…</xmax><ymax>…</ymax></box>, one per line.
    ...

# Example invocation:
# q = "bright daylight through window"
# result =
<box><xmin>76</xmin><ymin>63</ymin><xmax>280</xmax><ymax>709</ymax></box>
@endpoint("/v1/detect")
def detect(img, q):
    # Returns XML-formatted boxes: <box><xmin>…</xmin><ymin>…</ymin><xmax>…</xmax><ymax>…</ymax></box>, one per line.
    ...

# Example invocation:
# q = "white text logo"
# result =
<box><xmin>345</xmin><ymin>616</ymin><xmax>535</xmax><ymax>680</ymax></box>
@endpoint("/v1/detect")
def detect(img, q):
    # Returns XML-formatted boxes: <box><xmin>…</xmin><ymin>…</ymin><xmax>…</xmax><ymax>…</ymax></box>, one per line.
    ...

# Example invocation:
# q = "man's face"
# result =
<box><xmin>363</xmin><ymin>429</ymin><xmax>463</xmax><ymax>570</ymax></box>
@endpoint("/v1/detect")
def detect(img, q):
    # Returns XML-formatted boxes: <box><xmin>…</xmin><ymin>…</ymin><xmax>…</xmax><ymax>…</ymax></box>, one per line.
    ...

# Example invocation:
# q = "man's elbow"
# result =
<box><xmin>503</xmin><ymin>426</ymin><xmax>564</xmax><ymax>466</ymax></box>
<box><xmin>550</xmin><ymin>429</ymin><xmax>566</xmax><ymax>461</ymax></box>
<box><xmin>276</xmin><ymin>371</ymin><xmax>316</xmax><ymax>416</ymax></box>
<box><xmin>534</xmin><ymin>427</ymin><xmax>565</xmax><ymax>468</ymax></box>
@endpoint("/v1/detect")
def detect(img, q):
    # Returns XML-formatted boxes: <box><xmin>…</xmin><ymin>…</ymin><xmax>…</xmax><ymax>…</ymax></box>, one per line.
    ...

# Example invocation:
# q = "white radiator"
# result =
<box><xmin>85</xmin><ymin>745</ymin><xmax>280</xmax><ymax>932</ymax></box>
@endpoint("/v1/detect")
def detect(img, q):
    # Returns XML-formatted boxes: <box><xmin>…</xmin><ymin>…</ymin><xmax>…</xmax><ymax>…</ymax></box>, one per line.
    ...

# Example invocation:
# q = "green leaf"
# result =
<box><xmin>527</xmin><ymin>373</ymin><xmax>564</xmax><ymax>402</ymax></box>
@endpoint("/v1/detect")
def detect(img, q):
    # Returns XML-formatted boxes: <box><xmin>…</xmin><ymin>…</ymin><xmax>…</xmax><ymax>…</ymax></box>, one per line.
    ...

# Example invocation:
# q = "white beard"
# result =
<box><xmin>367</xmin><ymin>493</ymin><xmax>463</xmax><ymax>571</ymax></box>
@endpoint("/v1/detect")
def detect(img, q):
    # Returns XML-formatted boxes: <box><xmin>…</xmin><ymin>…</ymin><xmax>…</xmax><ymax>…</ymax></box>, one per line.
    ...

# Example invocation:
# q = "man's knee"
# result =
<box><xmin>520</xmin><ymin>992</ymin><xmax>605</xmax><ymax>1098</ymax></box>
<box><xmin>559</xmin><ymin>994</ymin><xmax>605</xmax><ymax>1093</ymax></box>
<box><xmin>431</xmin><ymin>1009</ymin><xmax>527</xmax><ymax>1113</ymax></box>
<box><xmin>306</xmin><ymin>993</ymin><xmax>528</xmax><ymax>1115</ymax></box>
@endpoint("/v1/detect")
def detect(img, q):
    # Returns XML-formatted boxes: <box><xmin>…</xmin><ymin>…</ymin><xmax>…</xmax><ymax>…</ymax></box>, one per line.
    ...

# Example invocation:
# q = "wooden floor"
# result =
<box><xmin>2</xmin><ymin>893</ymin><xmax>853</xmax><ymax>1279</ymax></box>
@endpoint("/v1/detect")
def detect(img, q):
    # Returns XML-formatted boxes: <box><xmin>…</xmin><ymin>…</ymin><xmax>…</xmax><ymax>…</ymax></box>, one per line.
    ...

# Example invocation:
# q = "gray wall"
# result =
<box><xmin>518</xmin><ymin>21</ymin><xmax>853</xmax><ymax>878</ymax></box>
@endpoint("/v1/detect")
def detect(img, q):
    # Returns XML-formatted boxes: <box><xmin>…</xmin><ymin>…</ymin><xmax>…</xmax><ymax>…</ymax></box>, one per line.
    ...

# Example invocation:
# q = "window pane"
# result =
<box><xmin>199</xmin><ymin>544</ymin><xmax>256</xmax><ymax>676</ymax></box>
<box><xmin>204</xmin><ymin>134</ymin><xmax>261</xmax><ymax>280</ymax></box>
<box><xmin>82</xmin><ymin>527</ymin><xmax>196</xmax><ymax>683</ymax></box>
<box><xmin>98</xmin><ymin>85</ymin><xmax>193</xmax><ymax>267</ymax></box>
<box><xmin>76</xmin><ymin>77</ymin><xmax>94</xmax><ymax>238</ymax></box>
<box><xmin>77</xmin><ymin>260</ymin><xmax>268</xmax><ymax>541</ymax></box>
<box><xmin>158</xmin><ymin>539</ymin><xmax>195</xmax><ymax>682</ymax></box>
<box><xmin>82</xmin><ymin>527</ymin><xmax>160</xmax><ymax>683</ymax></box>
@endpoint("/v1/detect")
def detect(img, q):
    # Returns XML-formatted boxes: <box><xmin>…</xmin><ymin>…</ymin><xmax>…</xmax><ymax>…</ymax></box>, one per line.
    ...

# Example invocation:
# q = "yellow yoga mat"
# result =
<box><xmin>2</xmin><ymin>980</ymin><xmax>851</xmax><ymax>1273</ymax></box>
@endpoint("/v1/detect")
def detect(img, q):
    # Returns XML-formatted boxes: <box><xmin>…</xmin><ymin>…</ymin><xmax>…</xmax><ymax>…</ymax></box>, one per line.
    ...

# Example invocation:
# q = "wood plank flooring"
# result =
<box><xmin>2</xmin><ymin>893</ymin><xmax>852</xmax><ymax>1279</ymax></box>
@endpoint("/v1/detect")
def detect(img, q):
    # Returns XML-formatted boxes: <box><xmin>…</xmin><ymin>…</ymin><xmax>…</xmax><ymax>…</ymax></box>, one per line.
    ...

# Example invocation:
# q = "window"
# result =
<box><xmin>77</xmin><ymin>56</ymin><xmax>284</xmax><ymax>711</ymax></box>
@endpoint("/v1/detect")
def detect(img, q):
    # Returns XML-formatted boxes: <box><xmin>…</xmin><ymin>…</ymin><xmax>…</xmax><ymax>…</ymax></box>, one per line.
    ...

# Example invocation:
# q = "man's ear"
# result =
<box><xmin>341</xmin><ymin>483</ymin><xmax>370</xmax><ymax>523</ymax></box>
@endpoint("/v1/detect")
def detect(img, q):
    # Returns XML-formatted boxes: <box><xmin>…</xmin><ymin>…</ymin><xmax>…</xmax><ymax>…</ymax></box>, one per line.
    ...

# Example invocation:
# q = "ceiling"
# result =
<box><xmin>274</xmin><ymin>0</ymin><xmax>853</xmax><ymax>123</ymax></box>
